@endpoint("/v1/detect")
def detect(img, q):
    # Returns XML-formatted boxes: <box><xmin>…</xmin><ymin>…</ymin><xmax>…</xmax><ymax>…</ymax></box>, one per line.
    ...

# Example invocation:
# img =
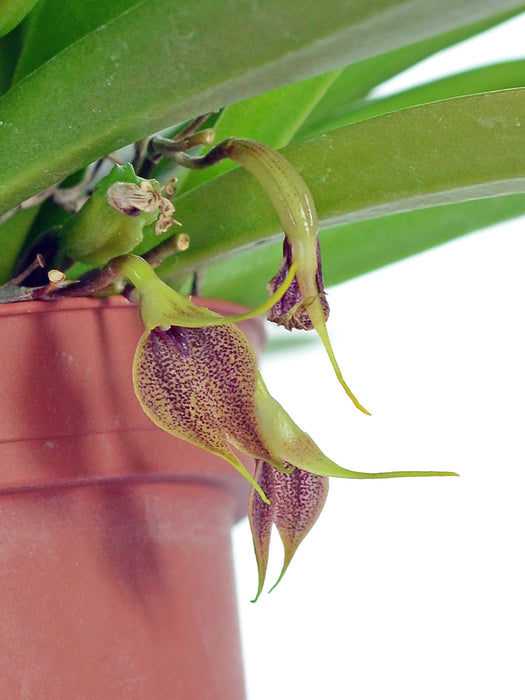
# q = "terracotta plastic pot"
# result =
<box><xmin>0</xmin><ymin>296</ymin><xmax>264</xmax><ymax>699</ymax></box>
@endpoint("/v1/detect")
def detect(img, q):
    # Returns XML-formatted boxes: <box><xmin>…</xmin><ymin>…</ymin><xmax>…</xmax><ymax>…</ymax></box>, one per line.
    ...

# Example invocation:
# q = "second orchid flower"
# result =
<box><xmin>116</xmin><ymin>255</ymin><xmax>457</xmax><ymax>599</ymax></box>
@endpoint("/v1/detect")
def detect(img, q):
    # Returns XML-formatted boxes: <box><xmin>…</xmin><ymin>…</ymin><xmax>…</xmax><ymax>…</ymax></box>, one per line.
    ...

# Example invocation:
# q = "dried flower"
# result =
<box><xmin>60</xmin><ymin>164</ymin><xmax>178</xmax><ymax>265</ymax></box>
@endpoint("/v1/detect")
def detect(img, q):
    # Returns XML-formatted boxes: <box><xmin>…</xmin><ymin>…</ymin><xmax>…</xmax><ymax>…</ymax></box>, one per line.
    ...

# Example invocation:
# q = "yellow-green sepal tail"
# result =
<box><xmin>311</xmin><ymin>302</ymin><xmax>371</xmax><ymax>415</ymax></box>
<box><xmin>255</xmin><ymin>375</ymin><xmax>458</xmax><ymax>480</ymax></box>
<box><xmin>116</xmin><ymin>254</ymin><xmax>296</xmax><ymax>330</ymax></box>
<box><xmin>183</xmin><ymin>261</ymin><xmax>298</xmax><ymax>328</ymax></box>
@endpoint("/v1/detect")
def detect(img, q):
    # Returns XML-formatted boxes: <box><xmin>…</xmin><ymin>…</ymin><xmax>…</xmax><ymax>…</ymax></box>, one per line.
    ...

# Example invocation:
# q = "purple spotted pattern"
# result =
<box><xmin>248</xmin><ymin>459</ymin><xmax>329</xmax><ymax>596</ymax></box>
<box><xmin>134</xmin><ymin>323</ymin><xmax>274</xmax><ymax>462</ymax></box>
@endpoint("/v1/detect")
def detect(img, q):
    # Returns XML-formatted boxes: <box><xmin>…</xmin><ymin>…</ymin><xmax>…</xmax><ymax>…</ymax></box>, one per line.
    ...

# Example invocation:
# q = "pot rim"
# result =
<box><xmin>0</xmin><ymin>293</ymin><xmax>260</xmax><ymax>315</ymax></box>
<box><xmin>0</xmin><ymin>294</ymin><xmax>267</xmax><ymax>350</ymax></box>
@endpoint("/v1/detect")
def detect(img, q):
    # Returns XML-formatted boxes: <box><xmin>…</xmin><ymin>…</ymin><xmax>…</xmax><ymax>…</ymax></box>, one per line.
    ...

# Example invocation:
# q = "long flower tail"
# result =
<box><xmin>255</xmin><ymin>374</ymin><xmax>459</xmax><ymax>480</ymax></box>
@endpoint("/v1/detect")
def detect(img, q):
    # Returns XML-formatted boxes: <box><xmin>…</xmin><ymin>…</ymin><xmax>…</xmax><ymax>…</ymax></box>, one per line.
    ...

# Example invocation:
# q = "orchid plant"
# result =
<box><xmin>1</xmin><ymin>1</ymin><xmax>525</xmax><ymax>597</ymax></box>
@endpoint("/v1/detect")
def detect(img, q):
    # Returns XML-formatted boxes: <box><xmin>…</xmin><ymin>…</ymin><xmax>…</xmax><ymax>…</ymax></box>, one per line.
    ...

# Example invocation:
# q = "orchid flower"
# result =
<box><xmin>160</xmin><ymin>136</ymin><xmax>370</xmax><ymax>414</ymax></box>
<box><xmin>116</xmin><ymin>255</ymin><xmax>457</xmax><ymax>598</ymax></box>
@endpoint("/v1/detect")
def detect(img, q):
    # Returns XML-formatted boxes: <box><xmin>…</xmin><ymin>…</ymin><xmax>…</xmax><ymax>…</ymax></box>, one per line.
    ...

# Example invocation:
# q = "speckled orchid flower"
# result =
<box><xmin>117</xmin><ymin>255</ymin><xmax>457</xmax><ymax>598</ymax></box>
<box><xmin>224</xmin><ymin>139</ymin><xmax>372</xmax><ymax>414</ymax></box>
<box><xmin>165</xmin><ymin>136</ymin><xmax>369</xmax><ymax>414</ymax></box>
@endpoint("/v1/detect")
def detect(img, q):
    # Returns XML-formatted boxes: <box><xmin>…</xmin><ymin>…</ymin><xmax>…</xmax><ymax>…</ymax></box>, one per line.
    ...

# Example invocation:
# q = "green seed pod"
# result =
<box><xmin>60</xmin><ymin>164</ymin><xmax>175</xmax><ymax>266</ymax></box>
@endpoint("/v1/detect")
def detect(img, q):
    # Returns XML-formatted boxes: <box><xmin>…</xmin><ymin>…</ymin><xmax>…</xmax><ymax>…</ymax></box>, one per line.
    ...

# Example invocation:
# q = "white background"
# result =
<box><xmin>233</xmin><ymin>13</ymin><xmax>525</xmax><ymax>700</ymax></box>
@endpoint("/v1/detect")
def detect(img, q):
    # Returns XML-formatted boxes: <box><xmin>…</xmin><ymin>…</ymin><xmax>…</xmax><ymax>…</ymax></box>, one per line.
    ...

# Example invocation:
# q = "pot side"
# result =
<box><xmin>0</xmin><ymin>296</ymin><xmax>264</xmax><ymax>699</ymax></box>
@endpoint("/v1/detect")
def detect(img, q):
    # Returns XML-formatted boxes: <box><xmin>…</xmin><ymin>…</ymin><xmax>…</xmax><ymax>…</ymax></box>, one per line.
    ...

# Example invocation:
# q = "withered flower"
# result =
<box><xmin>60</xmin><ymin>164</ymin><xmax>178</xmax><ymax>266</ymax></box>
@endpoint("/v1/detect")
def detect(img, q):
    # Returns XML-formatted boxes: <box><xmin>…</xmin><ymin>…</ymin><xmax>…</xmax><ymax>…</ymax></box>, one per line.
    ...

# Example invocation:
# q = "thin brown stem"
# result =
<box><xmin>140</xmin><ymin>114</ymin><xmax>216</xmax><ymax>178</ymax></box>
<box><xmin>42</xmin><ymin>260</ymin><xmax>123</xmax><ymax>300</ymax></box>
<box><xmin>6</xmin><ymin>255</ymin><xmax>45</xmax><ymax>286</ymax></box>
<box><xmin>151</xmin><ymin>138</ymin><xmax>235</xmax><ymax>170</ymax></box>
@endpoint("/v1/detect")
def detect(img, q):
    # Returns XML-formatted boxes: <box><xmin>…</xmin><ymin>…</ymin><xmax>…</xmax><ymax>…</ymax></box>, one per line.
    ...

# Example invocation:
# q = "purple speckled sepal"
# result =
<box><xmin>248</xmin><ymin>459</ymin><xmax>329</xmax><ymax>599</ymax></box>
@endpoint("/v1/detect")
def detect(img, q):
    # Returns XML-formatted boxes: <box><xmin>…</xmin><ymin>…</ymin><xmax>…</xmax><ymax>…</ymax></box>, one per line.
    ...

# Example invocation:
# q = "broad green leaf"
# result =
<box><xmin>159</xmin><ymin>88</ymin><xmax>525</xmax><ymax>283</ymax></box>
<box><xmin>297</xmin><ymin>59</ymin><xmax>525</xmax><ymax>139</ymax></box>
<box><xmin>170</xmin><ymin>6</ymin><xmax>525</xmax><ymax>193</ymax></box>
<box><xmin>194</xmin><ymin>195</ymin><xmax>525</xmax><ymax>307</ymax></box>
<box><xmin>2</xmin><ymin>0</ymin><xmax>525</xmax><ymax>217</ymax></box>
<box><xmin>0</xmin><ymin>22</ymin><xmax>23</xmax><ymax>95</ymax></box>
<box><xmin>296</xmin><ymin>7</ymin><xmax>525</xmax><ymax>141</ymax></box>
<box><xmin>12</xmin><ymin>0</ymin><xmax>141</xmax><ymax>81</ymax></box>
<box><xmin>0</xmin><ymin>205</ymin><xmax>39</xmax><ymax>283</ymax></box>
<box><xmin>0</xmin><ymin>0</ymin><xmax>39</xmax><ymax>38</ymax></box>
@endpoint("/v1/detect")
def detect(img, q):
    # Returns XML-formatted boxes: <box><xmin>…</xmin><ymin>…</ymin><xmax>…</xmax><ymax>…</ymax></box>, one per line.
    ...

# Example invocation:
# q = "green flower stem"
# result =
<box><xmin>115</xmin><ymin>254</ymin><xmax>298</xmax><ymax>328</ymax></box>
<box><xmin>162</xmin><ymin>137</ymin><xmax>318</xmax><ymax>245</ymax></box>
<box><xmin>143</xmin><ymin>233</ymin><xmax>191</xmax><ymax>268</ymax></box>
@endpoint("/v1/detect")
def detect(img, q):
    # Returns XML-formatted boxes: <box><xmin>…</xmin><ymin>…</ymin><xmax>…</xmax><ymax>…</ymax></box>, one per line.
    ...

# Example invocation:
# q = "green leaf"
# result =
<box><xmin>178</xmin><ymin>7</ymin><xmax>525</xmax><ymax>192</ymax></box>
<box><xmin>295</xmin><ymin>7</ymin><xmax>525</xmax><ymax>141</ymax></box>
<box><xmin>0</xmin><ymin>205</ymin><xmax>39</xmax><ymax>283</ymax></box>
<box><xmin>0</xmin><ymin>22</ymin><xmax>23</xmax><ymax>95</ymax></box>
<box><xmin>297</xmin><ymin>59</ymin><xmax>525</xmax><ymax>139</ymax></box>
<box><xmin>158</xmin><ymin>88</ymin><xmax>525</xmax><ymax>289</ymax></box>
<box><xmin>2</xmin><ymin>0</ymin><xmax>525</xmax><ymax>217</ymax></box>
<box><xmin>12</xmin><ymin>0</ymin><xmax>141</xmax><ymax>81</ymax></box>
<box><xmin>0</xmin><ymin>0</ymin><xmax>39</xmax><ymax>38</ymax></box>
